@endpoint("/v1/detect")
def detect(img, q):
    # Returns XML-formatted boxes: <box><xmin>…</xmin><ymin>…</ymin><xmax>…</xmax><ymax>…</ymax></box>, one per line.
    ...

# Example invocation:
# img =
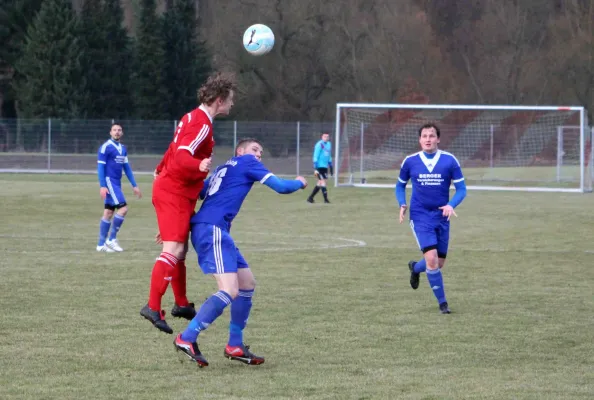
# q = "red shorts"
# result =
<box><xmin>152</xmin><ymin>188</ymin><xmax>197</xmax><ymax>243</ymax></box>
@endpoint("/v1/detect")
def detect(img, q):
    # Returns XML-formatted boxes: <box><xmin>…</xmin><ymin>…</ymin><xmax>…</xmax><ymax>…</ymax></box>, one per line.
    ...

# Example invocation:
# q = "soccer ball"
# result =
<box><xmin>243</xmin><ymin>24</ymin><xmax>275</xmax><ymax>56</ymax></box>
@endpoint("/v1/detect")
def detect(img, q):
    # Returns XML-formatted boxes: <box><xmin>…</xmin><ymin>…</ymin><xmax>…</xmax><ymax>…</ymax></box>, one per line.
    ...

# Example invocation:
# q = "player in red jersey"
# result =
<box><xmin>141</xmin><ymin>72</ymin><xmax>237</xmax><ymax>334</ymax></box>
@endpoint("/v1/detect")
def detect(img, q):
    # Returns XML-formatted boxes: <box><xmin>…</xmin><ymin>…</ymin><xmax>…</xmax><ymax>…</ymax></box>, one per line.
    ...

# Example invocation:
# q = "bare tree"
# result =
<box><xmin>322</xmin><ymin>0</ymin><xmax>449</xmax><ymax>104</ymax></box>
<box><xmin>548</xmin><ymin>0</ymin><xmax>594</xmax><ymax>119</ymax></box>
<box><xmin>196</xmin><ymin>0</ymin><xmax>592</xmax><ymax>120</ymax></box>
<box><xmin>450</xmin><ymin>0</ymin><xmax>551</xmax><ymax>104</ymax></box>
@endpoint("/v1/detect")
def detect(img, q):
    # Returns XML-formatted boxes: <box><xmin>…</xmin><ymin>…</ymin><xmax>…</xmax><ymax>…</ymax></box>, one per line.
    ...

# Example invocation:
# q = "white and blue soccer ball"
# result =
<box><xmin>243</xmin><ymin>24</ymin><xmax>275</xmax><ymax>56</ymax></box>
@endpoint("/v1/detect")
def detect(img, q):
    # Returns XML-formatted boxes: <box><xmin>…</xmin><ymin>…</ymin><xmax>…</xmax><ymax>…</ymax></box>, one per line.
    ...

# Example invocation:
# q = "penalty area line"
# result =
<box><xmin>0</xmin><ymin>234</ymin><xmax>368</xmax><ymax>253</ymax></box>
<box><xmin>247</xmin><ymin>237</ymin><xmax>367</xmax><ymax>253</ymax></box>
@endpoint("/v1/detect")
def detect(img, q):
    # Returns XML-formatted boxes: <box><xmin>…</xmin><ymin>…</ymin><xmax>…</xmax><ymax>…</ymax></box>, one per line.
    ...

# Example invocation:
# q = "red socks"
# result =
<box><xmin>148</xmin><ymin>252</ymin><xmax>177</xmax><ymax>311</ymax></box>
<box><xmin>148</xmin><ymin>252</ymin><xmax>189</xmax><ymax>311</ymax></box>
<box><xmin>171</xmin><ymin>258</ymin><xmax>189</xmax><ymax>307</ymax></box>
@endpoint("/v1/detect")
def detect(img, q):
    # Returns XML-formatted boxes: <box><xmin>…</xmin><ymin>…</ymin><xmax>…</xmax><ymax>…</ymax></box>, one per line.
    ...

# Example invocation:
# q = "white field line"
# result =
<box><xmin>1</xmin><ymin>233</ymin><xmax>590</xmax><ymax>255</ymax></box>
<box><xmin>0</xmin><ymin>233</ymin><xmax>367</xmax><ymax>254</ymax></box>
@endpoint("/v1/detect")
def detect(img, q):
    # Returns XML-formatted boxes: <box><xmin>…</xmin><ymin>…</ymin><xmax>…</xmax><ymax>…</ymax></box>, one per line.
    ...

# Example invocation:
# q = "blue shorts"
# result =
<box><xmin>410</xmin><ymin>218</ymin><xmax>450</xmax><ymax>258</ymax></box>
<box><xmin>190</xmin><ymin>223</ymin><xmax>249</xmax><ymax>274</ymax></box>
<box><xmin>105</xmin><ymin>178</ymin><xmax>126</xmax><ymax>208</ymax></box>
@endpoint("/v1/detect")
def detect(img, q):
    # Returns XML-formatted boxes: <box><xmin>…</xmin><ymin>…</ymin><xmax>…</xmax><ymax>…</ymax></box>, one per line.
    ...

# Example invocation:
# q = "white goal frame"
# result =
<box><xmin>334</xmin><ymin>103</ymin><xmax>592</xmax><ymax>193</ymax></box>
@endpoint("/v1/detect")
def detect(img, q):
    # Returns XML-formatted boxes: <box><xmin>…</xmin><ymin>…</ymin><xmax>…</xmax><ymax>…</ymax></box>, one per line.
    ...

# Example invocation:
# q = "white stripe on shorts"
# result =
<box><xmin>106</xmin><ymin>177</ymin><xmax>120</xmax><ymax>204</ymax></box>
<box><xmin>213</xmin><ymin>226</ymin><xmax>224</xmax><ymax>274</ymax></box>
<box><xmin>409</xmin><ymin>220</ymin><xmax>421</xmax><ymax>250</ymax></box>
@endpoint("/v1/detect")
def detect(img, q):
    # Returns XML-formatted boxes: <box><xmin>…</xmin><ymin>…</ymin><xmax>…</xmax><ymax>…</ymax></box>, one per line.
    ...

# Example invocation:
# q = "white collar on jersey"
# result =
<box><xmin>419</xmin><ymin>150</ymin><xmax>442</xmax><ymax>173</ymax></box>
<box><xmin>198</xmin><ymin>104</ymin><xmax>214</xmax><ymax>123</ymax></box>
<box><xmin>109</xmin><ymin>139</ymin><xmax>123</xmax><ymax>154</ymax></box>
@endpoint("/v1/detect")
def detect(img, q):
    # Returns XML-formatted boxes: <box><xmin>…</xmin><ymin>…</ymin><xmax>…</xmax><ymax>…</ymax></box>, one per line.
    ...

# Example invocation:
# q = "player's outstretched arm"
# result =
<box><xmin>263</xmin><ymin>175</ymin><xmax>307</xmax><ymax>194</ymax></box>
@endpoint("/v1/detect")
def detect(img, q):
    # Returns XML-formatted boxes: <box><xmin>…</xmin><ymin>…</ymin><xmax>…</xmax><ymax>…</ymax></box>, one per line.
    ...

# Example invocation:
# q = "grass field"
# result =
<box><xmin>1</xmin><ymin>174</ymin><xmax>593</xmax><ymax>400</ymax></box>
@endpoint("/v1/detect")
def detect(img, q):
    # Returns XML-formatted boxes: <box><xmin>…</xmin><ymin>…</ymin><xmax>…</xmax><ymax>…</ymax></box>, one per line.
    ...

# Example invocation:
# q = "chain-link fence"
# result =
<box><xmin>0</xmin><ymin>119</ymin><xmax>335</xmax><ymax>176</ymax></box>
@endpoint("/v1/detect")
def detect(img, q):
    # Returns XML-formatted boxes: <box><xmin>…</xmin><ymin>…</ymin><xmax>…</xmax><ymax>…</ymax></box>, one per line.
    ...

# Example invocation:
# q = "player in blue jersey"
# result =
<box><xmin>395</xmin><ymin>123</ymin><xmax>467</xmax><ymax>314</ymax></box>
<box><xmin>173</xmin><ymin>138</ymin><xmax>307</xmax><ymax>367</ymax></box>
<box><xmin>307</xmin><ymin>132</ymin><xmax>333</xmax><ymax>204</ymax></box>
<box><xmin>96</xmin><ymin>123</ymin><xmax>142</xmax><ymax>252</ymax></box>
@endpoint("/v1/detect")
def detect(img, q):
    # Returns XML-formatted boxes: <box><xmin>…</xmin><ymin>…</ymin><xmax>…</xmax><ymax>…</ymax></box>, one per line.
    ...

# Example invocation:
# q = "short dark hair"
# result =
<box><xmin>418</xmin><ymin>123</ymin><xmax>440</xmax><ymax>138</ymax></box>
<box><xmin>321</xmin><ymin>132</ymin><xmax>330</xmax><ymax>137</ymax></box>
<box><xmin>111</xmin><ymin>123</ymin><xmax>122</xmax><ymax>129</ymax></box>
<box><xmin>198</xmin><ymin>72</ymin><xmax>237</xmax><ymax>105</ymax></box>
<box><xmin>235</xmin><ymin>138</ymin><xmax>263</xmax><ymax>155</ymax></box>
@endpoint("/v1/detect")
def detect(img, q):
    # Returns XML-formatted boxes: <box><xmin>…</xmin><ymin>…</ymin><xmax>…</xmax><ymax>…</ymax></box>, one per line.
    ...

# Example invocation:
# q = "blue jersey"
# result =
<box><xmin>313</xmin><ymin>140</ymin><xmax>332</xmax><ymax>168</ymax></box>
<box><xmin>398</xmin><ymin>150</ymin><xmax>464</xmax><ymax>221</ymax></box>
<box><xmin>191</xmin><ymin>154</ymin><xmax>274</xmax><ymax>232</ymax></box>
<box><xmin>97</xmin><ymin>139</ymin><xmax>129</xmax><ymax>183</ymax></box>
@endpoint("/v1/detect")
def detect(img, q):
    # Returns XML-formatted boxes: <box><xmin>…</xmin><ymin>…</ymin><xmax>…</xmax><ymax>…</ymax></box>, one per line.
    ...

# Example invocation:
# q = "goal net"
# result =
<box><xmin>334</xmin><ymin>104</ymin><xmax>593</xmax><ymax>193</ymax></box>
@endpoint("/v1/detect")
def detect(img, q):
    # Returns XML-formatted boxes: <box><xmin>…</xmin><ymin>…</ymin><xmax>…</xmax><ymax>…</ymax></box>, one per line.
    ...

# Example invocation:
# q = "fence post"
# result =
<box><xmin>48</xmin><ymin>118</ymin><xmax>52</xmax><ymax>172</ymax></box>
<box><xmin>591</xmin><ymin>126</ymin><xmax>593</xmax><ymax>181</ymax></box>
<box><xmin>233</xmin><ymin>121</ymin><xmax>237</xmax><ymax>149</ymax></box>
<box><xmin>360</xmin><ymin>122</ymin><xmax>364</xmax><ymax>182</ymax></box>
<box><xmin>296</xmin><ymin>121</ymin><xmax>300</xmax><ymax>175</ymax></box>
<box><xmin>556</xmin><ymin>126</ymin><xmax>563</xmax><ymax>183</ymax></box>
<box><xmin>489</xmin><ymin>124</ymin><xmax>494</xmax><ymax>169</ymax></box>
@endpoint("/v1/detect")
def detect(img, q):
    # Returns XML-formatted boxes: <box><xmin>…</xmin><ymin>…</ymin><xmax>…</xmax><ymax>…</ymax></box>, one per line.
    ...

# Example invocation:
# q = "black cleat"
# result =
<box><xmin>307</xmin><ymin>197</ymin><xmax>314</xmax><ymax>203</ymax></box>
<box><xmin>324</xmin><ymin>199</ymin><xmax>331</xmax><ymax>204</ymax></box>
<box><xmin>439</xmin><ymin>302</ymin><xmax>451</xmax><ymax>314</ymax></box>
<box><xmin>171</xmin><ymin>303</ymin><xmax>196</xmax><ymax>320</ymax></box>
<box><xmin>408</xmin><ymin>260</ymin><xmax>420</xmax><ymax>290</ymax></box>
<box><xmin>140</xmin><ymin>304</ymin><xmax>173</xmax><ymax>334</ymax></box>
<box><xmin>174</xmin><ymin>334</ymin><xmax>209</xmax><ymax>367</ymax></box>
<box><xmin>224</xmin><ymin>344</ymin><xmax>265</xmax><ymax>365</ymax></box>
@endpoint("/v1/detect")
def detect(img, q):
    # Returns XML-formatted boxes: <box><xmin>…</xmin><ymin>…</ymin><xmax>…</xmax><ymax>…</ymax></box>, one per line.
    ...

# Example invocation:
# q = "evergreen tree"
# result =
<box><xmin>162</xmin><ymin>0</ymin><xmax>211</xmax><ymax>119</ymax></box>
<box><xmin>132</xmin><ymin>0</ymin><xmax>168</xmax><ymax>119</ymax></box>
<box><xmin>13</xmin><ymin>0</ymin><xmax>87</xmax><ymax>118</ymax></box>
<box><xmin>79</xmin><ymin>0</ymin><xmax>133</xmax><ymax>118</ymax></box>
<box><xmin>79</xmin><ymin>0</ymin><xmax>105</xmax><ymax>117</ymax></box>
<box><xmin>0</xmin><ymin>0</ymin><xmax>44</xmax><ymax>117</ymax></box>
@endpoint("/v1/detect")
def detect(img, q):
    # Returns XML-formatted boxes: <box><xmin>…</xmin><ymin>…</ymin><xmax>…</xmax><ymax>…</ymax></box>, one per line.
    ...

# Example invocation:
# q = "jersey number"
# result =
<box><xmin>208</xmin><ymin>168</ymin><xmax>227</xmax><ymax>196</ymax></box>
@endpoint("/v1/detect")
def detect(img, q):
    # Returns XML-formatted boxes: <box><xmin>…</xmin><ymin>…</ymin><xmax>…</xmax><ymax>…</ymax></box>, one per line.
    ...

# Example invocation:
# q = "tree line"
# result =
<box><xmin>0</xmin><ymin>0</ymin><xmax>593</xmax><ymax>122</ymax></box>
<box><xmin>0</xmin><ymin>0</ymin><xmax>210</xmax><ymax>120</ymax></box>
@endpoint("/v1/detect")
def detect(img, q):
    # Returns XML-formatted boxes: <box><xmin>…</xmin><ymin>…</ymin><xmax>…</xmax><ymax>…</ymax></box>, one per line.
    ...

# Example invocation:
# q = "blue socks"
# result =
<box><xmin>228</xmin><ymin>289</ymin><xmax>254</xmax><ymax>347</ymax></box>
<box><xmin>426</xmin><ymin>268</ymin><xmax>447</xmax><ymax>305</ymax></box>
<box><xmin>413</xmin><ymin>258</ymin><xmax>427</xmax><ymax>274</ymax></box>
<box><xmin>97</xmin><ymin>219</ymin><xmax>111</xmax><ymax>246</ymax></box>
<box><xmin>109</xmin><ymin>214</ymin><xmax>125</xmax><ymax>240</ymax></box>
<box><xmin>181</xmin><ymin>291</ymin><xmax>233</xmax><ymax>343</ymax></box>
<box><xmin>180</xmin><ymin>289</ymin><xmax>256</xmax><ymax>346</ymax></box>
<box><xmin>98</xmin><ymin>214</ymin><xmax>125</xmax><ymax>246</ymax></box>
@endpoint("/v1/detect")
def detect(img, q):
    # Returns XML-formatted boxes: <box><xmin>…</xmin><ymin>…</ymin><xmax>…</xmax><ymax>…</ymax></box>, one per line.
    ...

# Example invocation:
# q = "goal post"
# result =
<box><xmin>334</xmin><ymin>103</ymin><xmax>592</xmax><ymax>193</ymax></box>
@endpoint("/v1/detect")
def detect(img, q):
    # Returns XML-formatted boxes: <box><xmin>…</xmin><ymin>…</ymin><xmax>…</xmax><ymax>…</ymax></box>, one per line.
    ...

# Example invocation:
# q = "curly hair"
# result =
<box><xmin>197</xmin><ymin>72</ymin><xmax>237</xmax><ymax>105</ymax></box>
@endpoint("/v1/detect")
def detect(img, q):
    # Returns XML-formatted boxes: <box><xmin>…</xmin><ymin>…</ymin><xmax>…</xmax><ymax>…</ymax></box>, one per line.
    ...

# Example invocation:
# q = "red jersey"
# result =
<box><xmin>154</xmin><ymin>105</ymin><xmax>215</xmax><ymax>200</ymax></box>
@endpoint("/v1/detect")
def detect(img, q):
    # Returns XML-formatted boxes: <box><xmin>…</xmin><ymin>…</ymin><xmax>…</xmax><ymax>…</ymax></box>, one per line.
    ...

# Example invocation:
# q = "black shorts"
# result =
<box><xmin>104</xmin><ymin>202</ymin><xmax>127</xmax><ymax>211</ymax></box>
<box><xmin>315</xmin><ymin>168</ymin><xmax>328</xmax><ymax>180</ymax></box>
